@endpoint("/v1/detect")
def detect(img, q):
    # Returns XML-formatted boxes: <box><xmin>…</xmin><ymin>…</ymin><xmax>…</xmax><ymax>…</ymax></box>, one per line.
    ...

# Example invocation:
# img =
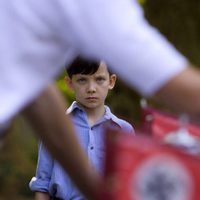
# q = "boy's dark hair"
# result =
<box><xmin>66</xmin><ymin>57</ymin><xmax>101</xmax><ymax>78</ymax></box>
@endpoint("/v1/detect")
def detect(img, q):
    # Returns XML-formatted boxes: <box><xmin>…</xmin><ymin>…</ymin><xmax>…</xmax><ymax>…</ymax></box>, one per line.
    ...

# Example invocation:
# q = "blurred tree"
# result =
<box><xmin>0</xmin><ymin>116</ymin><xmax>37</xmax><ymax>199</ymax></box>
<box><xmin>144</xmin><ymin>0</ymin><xmax>200</xmax><ymax>66</ymax></box>
<box><xmin>56</xmin><ymin>73</ymin><xmax>75</xmax><ymax>104</ymax></box>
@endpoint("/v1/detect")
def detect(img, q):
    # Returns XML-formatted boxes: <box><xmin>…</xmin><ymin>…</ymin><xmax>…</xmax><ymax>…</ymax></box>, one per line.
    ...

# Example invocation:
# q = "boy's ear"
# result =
<box><xmin>64</xmin><ymin>76</ymin><xmax>73</xmax><ymax>90</ymax></box>
<box><xmin>109</xmin><ymin>74</ymin><xmax>117</xmax><ymax>89</ymax></box>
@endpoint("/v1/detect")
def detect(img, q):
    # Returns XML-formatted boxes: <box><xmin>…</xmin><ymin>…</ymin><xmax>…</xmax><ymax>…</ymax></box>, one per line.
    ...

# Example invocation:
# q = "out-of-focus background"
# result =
<box><xmin>1</xmin><ymin>0</ymin><xmax>200</xmax><ymax>199</ymax></box>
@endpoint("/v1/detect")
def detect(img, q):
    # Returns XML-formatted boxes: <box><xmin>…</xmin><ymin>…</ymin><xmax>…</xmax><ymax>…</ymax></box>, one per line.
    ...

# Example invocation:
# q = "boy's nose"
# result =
<box><xmin>87</xmin><ymin>82</ymin><xmax>96</xmax><ymax>93</ymax></box>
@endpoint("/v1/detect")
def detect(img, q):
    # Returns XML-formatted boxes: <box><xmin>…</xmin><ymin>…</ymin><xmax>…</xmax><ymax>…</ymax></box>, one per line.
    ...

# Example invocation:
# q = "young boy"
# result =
<box><xmin>29</xmin><ymin>57</ymin><xmax>134</xmax><ymax>200</ymax></box>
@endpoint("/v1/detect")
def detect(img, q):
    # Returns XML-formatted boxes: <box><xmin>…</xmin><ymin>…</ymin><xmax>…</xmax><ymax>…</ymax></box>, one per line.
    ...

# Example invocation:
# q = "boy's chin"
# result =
<box><xmin>85</xmin><ymin>104</ymin><xmax>98</xmax><ymax>109</ymax></box>
<box><xmin>82</xmin><ymin>103</ymin><xmax>101</xmax><ymax>109</ymax></box>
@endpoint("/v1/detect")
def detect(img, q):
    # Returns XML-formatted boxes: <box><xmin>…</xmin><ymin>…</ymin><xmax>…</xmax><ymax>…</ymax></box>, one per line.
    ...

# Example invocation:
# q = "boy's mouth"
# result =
<box><xmin>86</xmin><ymin>97</ymin><xmax>98</xmax><ymax>100</ymax></box>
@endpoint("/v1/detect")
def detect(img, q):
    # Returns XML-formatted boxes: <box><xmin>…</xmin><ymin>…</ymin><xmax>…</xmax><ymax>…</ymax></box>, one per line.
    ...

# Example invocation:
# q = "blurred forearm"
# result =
<box><xmin>155</xmin><ymin>66</ymin><xmax>200</xmax><ymax>120</ymax></box>
<box><xmin>35</xmin><ymin>192</ymin><xmax>50</xmax><ymax>200</ymax></box>
<box><xmin>23</xmin><ymin>83</ymin><xmax>102</xmax><ymax>200</ymax></box>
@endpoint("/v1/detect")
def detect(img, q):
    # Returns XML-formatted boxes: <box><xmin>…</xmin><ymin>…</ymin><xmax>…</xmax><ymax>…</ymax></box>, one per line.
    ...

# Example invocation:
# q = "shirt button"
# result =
<box><xmin>90</xmin><ymin>146</ymin><xmax>94</xmax><ymax>150</ymax></box>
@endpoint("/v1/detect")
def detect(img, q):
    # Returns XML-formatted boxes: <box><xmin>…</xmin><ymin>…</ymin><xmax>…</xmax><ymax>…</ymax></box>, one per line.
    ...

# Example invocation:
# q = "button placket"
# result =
<box><xmin>89</xmin><ymin>128</ymin><xmax>95</xmax><ymax>150</ymax></box>
<box><xmin>88</xmin><ymin>128</ymin><xmax>96</xmax><ymax>165</ymax></box>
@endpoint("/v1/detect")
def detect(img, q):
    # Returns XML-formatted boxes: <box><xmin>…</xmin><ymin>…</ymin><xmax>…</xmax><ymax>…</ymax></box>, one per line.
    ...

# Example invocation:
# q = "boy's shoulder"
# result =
<box><xmin>112</xmin><ymin>115</ymin><xmax>134</xmax><ymax>133</ymax></box>
<box><xmin>106</xmin><ymin>106</ymin><xmax>134</xmax><ymax>134</ymax></box>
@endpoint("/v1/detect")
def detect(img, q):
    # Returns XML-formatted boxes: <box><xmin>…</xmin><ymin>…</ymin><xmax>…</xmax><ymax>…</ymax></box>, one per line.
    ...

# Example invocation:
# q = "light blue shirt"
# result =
<box><xmin>29</xmin><ymin>101</ymin><xmax>134</xmax><ymax>199</ymax></box>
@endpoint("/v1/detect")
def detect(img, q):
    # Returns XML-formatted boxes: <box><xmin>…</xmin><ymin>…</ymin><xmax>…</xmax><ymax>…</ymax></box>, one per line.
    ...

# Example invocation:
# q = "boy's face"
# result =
<box><xmin>67</xmin><ymin>63</ymin><xmax>116</xmax><ymax>111</ymax></box>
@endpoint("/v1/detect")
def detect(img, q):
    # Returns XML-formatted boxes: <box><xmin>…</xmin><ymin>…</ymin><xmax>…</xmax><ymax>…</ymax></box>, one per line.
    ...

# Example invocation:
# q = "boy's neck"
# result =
<box><xmin>79</xmin><ymin>104</ymin><xmax>105</xmax><ymax>127</ymax></box>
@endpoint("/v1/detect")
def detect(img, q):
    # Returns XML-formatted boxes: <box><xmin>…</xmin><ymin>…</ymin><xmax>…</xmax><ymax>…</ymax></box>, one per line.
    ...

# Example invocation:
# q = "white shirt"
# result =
<box><xmin>0</xmin><ymin>0</ymin><xmax>188</xmax><ymax>126</ymax></box>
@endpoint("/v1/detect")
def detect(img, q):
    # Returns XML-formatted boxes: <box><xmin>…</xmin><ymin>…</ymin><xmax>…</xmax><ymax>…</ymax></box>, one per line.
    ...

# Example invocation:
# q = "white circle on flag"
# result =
<box><xmin>132</xmin><ymin>154</ymin><xmax>193</xmax><ymax>200</ymax></box>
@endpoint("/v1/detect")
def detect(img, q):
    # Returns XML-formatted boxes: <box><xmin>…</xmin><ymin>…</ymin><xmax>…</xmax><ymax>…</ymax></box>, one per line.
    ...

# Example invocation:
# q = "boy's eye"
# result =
<box><xmin>96</xmin><ymin>77</ymin><xmax>105</xmax><ymax>82</ymax></box>
<box><xmin>77</xmin><ymin>78</ymin><xmax>86</xmax><ymax>83</ymax></box>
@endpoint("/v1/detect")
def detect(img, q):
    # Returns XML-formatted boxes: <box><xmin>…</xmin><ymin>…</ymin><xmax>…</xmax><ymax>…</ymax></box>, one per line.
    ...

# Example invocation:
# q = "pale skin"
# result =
<box><xmin>33</xmin><ymin>62</ymin><xmax>116</xmax><ymax>200</ymax></box>
<box><xmin>67</xmin><ymin>62</ymin><xmax>116</xmax><ymax>126</ymax></box>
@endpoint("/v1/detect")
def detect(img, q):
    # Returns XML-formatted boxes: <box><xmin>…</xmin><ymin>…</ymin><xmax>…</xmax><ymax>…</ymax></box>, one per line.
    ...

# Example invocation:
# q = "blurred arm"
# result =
<box><xmin>35</xmin><ymin>192</ymin><xmax>50</xmax><ymax>200</ymax></box>
<box><xmin>155</xmin><ymin>66</ymin><xmax>200</xmax><ymax>119</ymax></box>
<box><xmin>23</xmin><ymin>83</ymin><xmax>101</xmax><ymax>200</ymax></box>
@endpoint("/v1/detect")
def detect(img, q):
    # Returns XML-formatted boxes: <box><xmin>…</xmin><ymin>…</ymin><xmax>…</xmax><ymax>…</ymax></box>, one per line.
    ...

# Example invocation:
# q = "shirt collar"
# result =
<box><xmin>66</xmin><ymin>101</ymin><xmax>81</xmax><ymax>114</ymax></box>
<box><xmin>66</xmin><ymin>101</ymin><xmax>123</xmax><ymax>128</ymax></box>
<box><xmin>103</xmin><ymin>106</ymin><xmax>123</xmax><ymax>128</ymax></box>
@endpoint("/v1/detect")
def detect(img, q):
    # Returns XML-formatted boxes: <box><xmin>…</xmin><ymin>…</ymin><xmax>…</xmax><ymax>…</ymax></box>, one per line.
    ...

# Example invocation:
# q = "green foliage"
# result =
<box><xmin>138</xmin><ymin>0</ymin><xmax>146</xmax><ymax>5</ymax></box>
<box><xmin>56</xmin><ymin>71</ymin><xmax>75</xmax><ymax>104</ymax></box>
<box><xmin>0</xmin><ymin>116</ymin><xmax>37</xmax><ymax>199</ymax></box>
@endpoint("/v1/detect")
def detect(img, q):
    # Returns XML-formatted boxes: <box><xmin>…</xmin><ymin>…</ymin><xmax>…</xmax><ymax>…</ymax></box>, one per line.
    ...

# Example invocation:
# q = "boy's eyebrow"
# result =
<box><xmin>95</xmin><ymin>73</ymin><xmax>110</xmax><ymax>77</ymax></box>
<box><xmin>94</xmin><ymin>75</ymin><xmax>107</xmax><ymax>78</ymax></box>
<box><xmin>74</xmin><ymin>74</ymin><xmax>88</xmax><ymax>77</ymax></box>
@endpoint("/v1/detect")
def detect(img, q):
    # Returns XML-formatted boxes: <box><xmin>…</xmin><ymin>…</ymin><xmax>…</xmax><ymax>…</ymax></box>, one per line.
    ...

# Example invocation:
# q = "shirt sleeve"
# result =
<box><xmin>0</xmin><ymin>0</ymin><xmax>188</xmax><ymax>125</ymax></box>
<box><xmin>29</xmin><ymin>142</ymin><xmax>54</xmax><ymax>193</ymax></box>
<box><xmin>66</xmin><ymin>0</ymin><xmax>188</xmax><ymax>96</ymax></box>
<box><xmin>127</xmin><ymin>123</ymin><xmax>135</xmax><ymax>134</ymax></box>
<box><xmin>121</xmin><ymin>121</ymin><xmax>135</xmax><ymax>134</ymax></box>
<box><xmin>0</xmin><ymin>0</ymin><xmax>77</xmax><ymax>125</ymax></box>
